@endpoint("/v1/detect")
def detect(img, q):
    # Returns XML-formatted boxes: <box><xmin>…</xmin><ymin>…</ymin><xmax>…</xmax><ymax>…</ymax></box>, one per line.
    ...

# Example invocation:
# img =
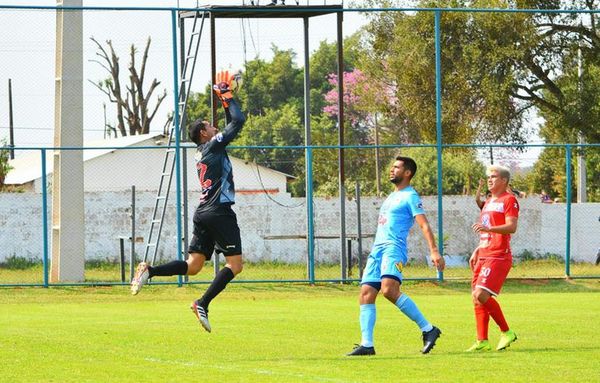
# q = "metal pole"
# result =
<box><xmin>171</xmin><ymin>10</ymin><xmax>183</xmax><ymax>287</ymax></box>
<box><xmin>103</xmin><ymin>103</ymin><xmax>107</xmax><ymax>139</ymax></box>
<box><xmin>179</xmin><ymin>10</ymin><xmax>186</xmax><ymax>134</ymax></box>
<box><xmin>577</xmin><ymin>43</ymin><xmax>587</xmax><ymax>202</ymax></box>
<box><xmin>130</xmin><ymin>185</ymin><xmax>136</xmax><ymax>281</ymax></box>
<box><xmin>210</xmin><ymin>12</ymin><xmax>220</xmax><ymax>276</ymax></box>
<box><xmin>210</xmin><ymin>13</ymin><xmax>217</xmax><ymax>129</ymax></box>
<box><xmin>347</xmin><ymin>238</ymin><xmax>352</xmax><ymax>277</ymax></box>
<box><xmin>434</xmin><ymin>11</ymin><xmax>444</xmax><ymax>282</ymax></box>
<box><xmin>337</xmin><ymin>11</ymin><xmax>347</xmax><ymax>281</ymax></box>
<box><xmin>179</xmin><ymin>12</ymin><xmax>190</xmax><ymax>283</ymax></box>
<box><xmin>565</xmin><ymin>145</ymin><xmax>572</xmax><ymax>277</ymax></box>
<box><xmin>355</xmin><ymin>181</ymin><xmax>363</xmax><ymax>278</ymax></box>
<box><xmin>374</xmin><ymin>113</ymin><xmax>381</xmax><ymax>196</ymax></box>
<box><xmin>8</xmin><ymin>79</ymin><xmax>15</xmax><ymax>159</ymax></box>
<box><xmin>119</xmin><ymin>237</ymin><xmax>126</xmax><ymax>282</ymax></box>
<box><xmin>303</xmin><ymin>16</ymin><xmax>315</xmax><ymax>284</ymax></box>
<box><xmin>41</xmin><ymin>149</ymin><xmax>49</xmax><ymax>287</ymax></box>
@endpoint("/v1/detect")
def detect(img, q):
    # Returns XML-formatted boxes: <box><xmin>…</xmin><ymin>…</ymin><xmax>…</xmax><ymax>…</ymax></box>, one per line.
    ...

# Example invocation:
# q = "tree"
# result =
<box><xmin>90</xmin><ymin>36</ymin><xmax>168</xmax><ymax>137</ymax></box>
<box><xmin>355</xmin><ymin>0</ymin><xmax>600</xmax><ymax>200</ymax></box>
<box><xmin>0</xmin><ymin>139</ymin><xmax>12</xmax><ymax>188</ymax></box>
<box><xmin>354</xmin><ymin>0</ymin><xmax>534</xmax><ymax>145</ymax></box>
<box><xmin>235</xmin><ymin>46</ymin><xmax>305</xmax><ymax>117</ymax></box>
<box><xmin>229</xmin><ymin>103</ymin><xmax>304</xmax><ymax>177</ymax></box>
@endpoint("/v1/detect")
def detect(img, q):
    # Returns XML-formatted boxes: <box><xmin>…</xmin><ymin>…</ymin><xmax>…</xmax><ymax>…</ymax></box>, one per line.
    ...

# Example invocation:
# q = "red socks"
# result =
<box><xmin>474</xmin><ymin>304</ymin><xmax>490</xmax><ymax>340</ymax></box>
<box><xmin>482</xmin><ymin>296</ymin><xmax>509</xmax><ymax>332</ymax></box>
<box><xmin>475</xmin><ymin>297</ymin><xmax>509</xmax><ymax>340</ymax></box>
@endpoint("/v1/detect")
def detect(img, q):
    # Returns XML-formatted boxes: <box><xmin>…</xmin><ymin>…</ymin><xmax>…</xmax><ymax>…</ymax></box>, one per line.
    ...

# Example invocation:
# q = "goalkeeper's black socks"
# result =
<box><xmin>148</xmin><ymin>260</ymin><xmax>188</xmax><ymax>277</ymax></box>
<box><xmin>197</xmin><ymin>267</ymin><xmax>235</xmax><ymax>309</ymax></box>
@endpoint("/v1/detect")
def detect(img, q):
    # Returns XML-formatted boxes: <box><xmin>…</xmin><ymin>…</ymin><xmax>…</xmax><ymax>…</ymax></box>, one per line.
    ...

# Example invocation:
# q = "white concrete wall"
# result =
<box><xmin>0</xmin><ymin>193</ymin><xmax>598</xmax><ymax>264</ymax></box>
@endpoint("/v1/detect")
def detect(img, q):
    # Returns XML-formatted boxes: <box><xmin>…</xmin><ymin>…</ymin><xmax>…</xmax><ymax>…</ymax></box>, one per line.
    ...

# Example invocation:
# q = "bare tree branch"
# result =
<box><xmin>90</xmin><ymin>36</ymin><xmax>167</xmax><ymax>138</ymax></box>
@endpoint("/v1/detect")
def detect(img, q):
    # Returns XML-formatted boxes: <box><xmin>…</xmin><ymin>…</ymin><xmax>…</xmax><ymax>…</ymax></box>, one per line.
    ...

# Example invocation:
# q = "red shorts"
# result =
<box><xmin>471</xmin><ymin>257</ymin><xmax>512</xmax><ymax>296</ymax></box>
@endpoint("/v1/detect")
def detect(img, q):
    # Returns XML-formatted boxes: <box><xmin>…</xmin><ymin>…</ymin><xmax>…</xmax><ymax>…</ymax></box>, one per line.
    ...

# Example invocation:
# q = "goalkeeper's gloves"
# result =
<box><xmin>213</xmin><ymin>70</ymin><xmax>237</xmax><ymax>108</ymax></box>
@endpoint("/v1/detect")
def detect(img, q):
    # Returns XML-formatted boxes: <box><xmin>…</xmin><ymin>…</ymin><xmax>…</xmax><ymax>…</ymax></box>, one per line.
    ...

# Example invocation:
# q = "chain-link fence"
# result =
<box><xmin>1</xmin><ymin>3</ymin><xmax>600</xmax><ymax>286</ymax></box>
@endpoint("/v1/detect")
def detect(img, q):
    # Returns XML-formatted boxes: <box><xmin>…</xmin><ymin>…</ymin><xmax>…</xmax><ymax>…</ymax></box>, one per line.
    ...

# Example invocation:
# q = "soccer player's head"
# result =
<box><xmin>486</xmin><ymin>164</ymin><xmax>511</xmax><ymax>192</ymax></box>
<box><xmin>188</xmin><ymin>119</ymin><xmax>217</xmax><ymax>145</ymax></box>
<box><xmin>390</xmin><ymin>156</ymin><xmax>417</xmax><ymax>185</ymax></box>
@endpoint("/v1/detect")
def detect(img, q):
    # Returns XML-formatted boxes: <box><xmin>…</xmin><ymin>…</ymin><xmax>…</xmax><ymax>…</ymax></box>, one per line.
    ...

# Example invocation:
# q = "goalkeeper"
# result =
<box><xmin>131</xmin><ymin>71</ymin><xmax>246</xmax><ymax>333</ymax></box>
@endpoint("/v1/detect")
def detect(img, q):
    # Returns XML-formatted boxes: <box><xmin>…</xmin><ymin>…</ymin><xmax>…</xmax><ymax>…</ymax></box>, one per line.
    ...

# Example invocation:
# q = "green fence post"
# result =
<box><xmin>171</xmin><ymin>9</ymin><xmax>183</xmax><ymax>287</ymax></box>
<box><xmin>434</xmin><ymin>10</ymin><xmax>444</xmax><ymax>282</ymax></box>
<box><xmin>565</xmin><ymin>145</ymin><xmax>572</xmax><ymax>277</ymax></box>
<box><xmin>41</xmin><ymin>149</ymin><xmax>49</xmax><ymax>287</ymax></box>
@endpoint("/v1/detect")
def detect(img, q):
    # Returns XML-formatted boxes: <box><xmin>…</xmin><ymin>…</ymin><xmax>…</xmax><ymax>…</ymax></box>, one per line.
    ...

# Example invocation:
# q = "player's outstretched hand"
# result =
<box><xmin>213</xmin><ymin>70</ymin><xmax>242</xmax><ymax>107</ymax></box>
<box><xmin>213</xmin><ymin>70</ymin><xmax>234</xmax><ymax>107</ymax></box>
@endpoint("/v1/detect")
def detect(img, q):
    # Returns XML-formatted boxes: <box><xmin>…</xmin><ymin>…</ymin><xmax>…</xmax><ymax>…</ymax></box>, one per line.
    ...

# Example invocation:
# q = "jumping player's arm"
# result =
<box><xmin>216</xmin><ymin>98</ymin><xmax>245</xmax><ymax>146</ymax></box>
<box><xmin>415</xmin><ymin>214</ymin><xmax>445</xmax><ymax>271</ymax></box>
<box><xmin>210</xmin><ymin>70</ymin><xmax>246</xmax><ymax>148</ymax></box>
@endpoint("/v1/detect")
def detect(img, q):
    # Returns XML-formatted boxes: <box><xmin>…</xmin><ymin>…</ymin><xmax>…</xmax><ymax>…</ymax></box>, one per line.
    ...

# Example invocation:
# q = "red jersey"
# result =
<box><xmin>478</xmin><ymin>191</ymin><xmax>519</xmax><ymax>260</ymax></box>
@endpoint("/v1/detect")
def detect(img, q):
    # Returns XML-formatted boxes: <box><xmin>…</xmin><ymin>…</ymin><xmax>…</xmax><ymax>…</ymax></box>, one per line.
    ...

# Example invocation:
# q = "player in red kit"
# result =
<box><xmin>467</xmin><ymin>165</ymin><xmax>519</xmax><ymax>352</ymax></box>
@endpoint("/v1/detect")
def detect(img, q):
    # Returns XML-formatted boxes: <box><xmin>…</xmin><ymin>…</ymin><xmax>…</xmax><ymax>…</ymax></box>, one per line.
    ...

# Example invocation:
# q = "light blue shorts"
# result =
<box><xmin>361</xmin><ymin>243</ymin><xmax>408</xmax><ymax>285</ymax></box>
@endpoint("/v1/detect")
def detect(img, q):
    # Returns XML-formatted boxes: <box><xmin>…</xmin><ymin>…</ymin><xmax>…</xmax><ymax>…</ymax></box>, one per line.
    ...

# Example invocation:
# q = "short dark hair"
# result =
<box><xmin>188</xmin><ymin>119</ymin><xmax>207</xmax><ymax>145</ymax></box>
<box><xmin>395</xmin><ymin>156</ymin><xmax>417</xmax><ymax>179</ymax></box>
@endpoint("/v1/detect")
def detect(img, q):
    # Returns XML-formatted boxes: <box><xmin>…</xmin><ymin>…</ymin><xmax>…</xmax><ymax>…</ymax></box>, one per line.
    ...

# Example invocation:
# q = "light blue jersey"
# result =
<box><xmin>362</xmin><ymin>186</ymin><xmax>425</xmax><ymax>283</ymax></box>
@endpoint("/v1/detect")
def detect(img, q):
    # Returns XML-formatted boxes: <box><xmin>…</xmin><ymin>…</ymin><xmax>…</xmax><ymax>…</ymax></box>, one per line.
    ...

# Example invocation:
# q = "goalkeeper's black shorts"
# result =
<box><xmin>189</xmin><ymin>204</ymin><xmax>242</xmax><ymax>258</ymax></box>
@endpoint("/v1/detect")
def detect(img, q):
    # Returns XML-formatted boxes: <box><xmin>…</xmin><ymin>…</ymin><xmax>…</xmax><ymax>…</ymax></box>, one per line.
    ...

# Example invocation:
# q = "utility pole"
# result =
<box><xmin>52</xmin><ymin>0</ymin><xmax>85</xmax><ymax>282</ymax></box>
<box><xmin>8</xmin><ymin>79</ymin><xmax>15</xmax><ymax>159</ymax></box>
<box><xmin>577</xmin><ymin>38</ymin><xmax>587</xmax><ymax>203</ymax></box>
<box><xmin>374</xmin><ymin>113</ymin><xmax>381</xmax><ymax>196</ymax></box>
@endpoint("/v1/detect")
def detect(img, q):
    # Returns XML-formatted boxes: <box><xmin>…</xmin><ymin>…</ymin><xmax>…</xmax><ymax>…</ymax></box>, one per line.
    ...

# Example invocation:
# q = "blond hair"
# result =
<box><xmin>486</xmin><ymin>164</ymin><xmax>511</xmax><ymax>181</ymax></box>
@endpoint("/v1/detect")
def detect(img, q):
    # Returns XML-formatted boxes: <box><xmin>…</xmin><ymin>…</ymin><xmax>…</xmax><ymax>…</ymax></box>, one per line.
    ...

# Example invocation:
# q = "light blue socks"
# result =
<box><xmin>395</xmin><ymin>294</ymin><xmax>433</xmax><ymax>332</ymax></box>
<box><xmin>359</xmin><ymin>304</ymin><xmax>376</xmax><ymax>347</ymax></box>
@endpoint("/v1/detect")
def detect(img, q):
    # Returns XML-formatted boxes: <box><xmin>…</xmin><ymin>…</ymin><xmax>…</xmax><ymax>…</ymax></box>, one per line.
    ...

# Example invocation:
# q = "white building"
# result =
<box><xmin>5</xmin><ymin>133</ymin><xmax>293</xmax><ymax>194</ymax></box>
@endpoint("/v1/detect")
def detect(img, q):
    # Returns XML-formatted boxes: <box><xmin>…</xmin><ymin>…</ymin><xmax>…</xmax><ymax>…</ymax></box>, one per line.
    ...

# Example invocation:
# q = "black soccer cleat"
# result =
<box><xmin>346</xmin><ymin>344</ymin><xmax>376</xmax><ymax>356</ymax></box>
<box><xmin>421</xmin><ymin>326</ymin><xmax>441</xmax><ymax>354</ymax></box>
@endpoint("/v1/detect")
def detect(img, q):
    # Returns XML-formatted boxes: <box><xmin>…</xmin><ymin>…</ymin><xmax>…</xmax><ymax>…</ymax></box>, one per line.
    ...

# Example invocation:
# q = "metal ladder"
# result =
<box><xmin>143</xmin><ymin>9</ymin><xmax>207</xmax><ymax>265</ymax></box>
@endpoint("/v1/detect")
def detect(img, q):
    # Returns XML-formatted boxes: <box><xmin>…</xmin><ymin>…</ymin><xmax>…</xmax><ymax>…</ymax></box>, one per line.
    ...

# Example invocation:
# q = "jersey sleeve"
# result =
<box><xmin>408</xmin><ymin>192</ymin><xmax>426</xmax><ymax>217</ymax></box>
<box><xmin>206</xmin><ymin>98</ymin><xmax>246</xmax><ymax>151</ymax></box>
<box><xmin>504</xmin><ymin>195</ymin><xmax>519</xmax><ymax>218</ymax></box>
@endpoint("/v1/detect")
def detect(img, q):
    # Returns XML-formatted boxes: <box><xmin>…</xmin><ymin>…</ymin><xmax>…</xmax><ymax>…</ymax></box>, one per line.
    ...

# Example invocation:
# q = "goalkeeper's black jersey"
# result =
<box><xmin>193</xmin><ymin>99</ymin><xmax>245</xmax><ymax>212</ymax></box>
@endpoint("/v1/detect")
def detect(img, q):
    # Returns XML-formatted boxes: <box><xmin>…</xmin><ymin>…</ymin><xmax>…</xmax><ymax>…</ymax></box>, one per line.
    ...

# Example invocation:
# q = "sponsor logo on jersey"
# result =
<box><xmin>485</xmin><ymin>201</ymin><xmax>505</xmax><ymax>213</ymax></box>
<box><xmin>215</xmin><ymin>132</ymin><xmax>224</xmax><ymax>142</ymax></box>
<box><xmin>481</xmin><ymin>214</ymin><xmax>491</xmax><ymax>228</ymax></box>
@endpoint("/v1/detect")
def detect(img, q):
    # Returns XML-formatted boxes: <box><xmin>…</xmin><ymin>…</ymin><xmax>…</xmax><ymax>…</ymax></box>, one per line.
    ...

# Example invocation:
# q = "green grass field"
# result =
<box><xmin>1</xmin><ymin>280</ymin><xmax>599</xmax><ymax>382</ymax></box>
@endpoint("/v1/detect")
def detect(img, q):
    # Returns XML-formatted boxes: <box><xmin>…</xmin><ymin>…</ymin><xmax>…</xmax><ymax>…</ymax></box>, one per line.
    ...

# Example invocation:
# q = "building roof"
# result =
<box><xmin>5</xmin><ymin>133</ymin><xmax>295</xmax><ymax>185</ymax></box>
<box><xmin>5</xmin><ymin>133</ymin><xmax>166</xmax><ymax>185</ymax></box>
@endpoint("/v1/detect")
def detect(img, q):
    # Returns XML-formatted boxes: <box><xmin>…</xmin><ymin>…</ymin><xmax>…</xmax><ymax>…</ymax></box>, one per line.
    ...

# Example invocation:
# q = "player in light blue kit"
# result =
<box><xmin>347</xmin><ymin>156</ymin><xmax>445</xmax><ymax>356</ymax></box>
